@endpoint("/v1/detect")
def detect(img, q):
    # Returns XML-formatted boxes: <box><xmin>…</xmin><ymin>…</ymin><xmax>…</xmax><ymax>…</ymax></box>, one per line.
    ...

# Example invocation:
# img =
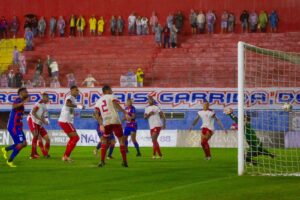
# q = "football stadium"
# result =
<box><xmin>0</xmin><ymin>1</ymin><xmax>300</xmax><ymax>200</ymax></box>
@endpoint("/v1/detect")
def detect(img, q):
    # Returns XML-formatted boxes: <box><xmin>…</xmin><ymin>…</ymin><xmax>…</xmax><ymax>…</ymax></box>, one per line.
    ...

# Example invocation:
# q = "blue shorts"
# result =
<box><xmin>97</xmin><ymin>127</ymin><xmax>115</xmax><ymax>141</ymax></box>
<box><xmin>124</xmin><ymin>126</ymin><xmax>137</xmax><ymax>136</ymax></box>
<box><xmin>8</xmin><ymin>127</ymin><xmax>26</xmax><ymax>144</ymax></box>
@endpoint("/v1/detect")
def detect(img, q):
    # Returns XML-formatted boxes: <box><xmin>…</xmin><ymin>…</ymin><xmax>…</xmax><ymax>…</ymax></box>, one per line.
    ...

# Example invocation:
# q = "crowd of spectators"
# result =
<box><xmin>0</xmin><ymin>10</ymin><xmax>279</xmax><ymax>40</ymax></box>
<box><xmin>0</xmin><ymin>9</ymin><xmax>280</xmax><ymax>88</ymax></box>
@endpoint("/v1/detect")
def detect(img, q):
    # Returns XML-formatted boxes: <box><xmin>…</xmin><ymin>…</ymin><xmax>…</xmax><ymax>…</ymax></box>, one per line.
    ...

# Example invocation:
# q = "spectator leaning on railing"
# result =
<box><xmin>82</xmin><ymin>74</ymin><xmax>98</xmax><ymax>87</ymax></box>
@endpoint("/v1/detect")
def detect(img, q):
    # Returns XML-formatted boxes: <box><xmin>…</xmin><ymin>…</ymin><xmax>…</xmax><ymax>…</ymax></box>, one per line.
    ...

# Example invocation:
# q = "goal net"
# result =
<box><xmin>237</xmin><ymin>42</ymin><xmax>300</xmax><ymax>176</ymax></box>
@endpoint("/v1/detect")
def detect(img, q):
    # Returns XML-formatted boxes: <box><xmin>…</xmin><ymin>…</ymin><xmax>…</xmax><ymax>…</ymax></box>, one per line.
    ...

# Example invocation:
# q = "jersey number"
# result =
<box><xmin>101</xmin><ymin>100</ymin><xmax>108</xmax><ymax>113</ymax></box>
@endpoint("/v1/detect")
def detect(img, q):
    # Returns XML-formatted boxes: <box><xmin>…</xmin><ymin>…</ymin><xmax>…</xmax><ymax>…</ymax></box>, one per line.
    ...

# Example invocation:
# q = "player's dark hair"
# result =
<box><xmin>42</xmin><ymin>92</ymin><xmax>48</xmax><ymax>97</ymax></box>
<box><xmin>18</xmin><ymin>87</ymin><xmax>27</xmax><ymax>95</ymax></box>
<box><xmin>70</xmin><ymin>85</ymin><xmax>78</xmax><ymax>90</ymax></box>
<box><xmin>102</xmin><ymin>85</ymin><xmax>111</xmax><ymax>93</ymax></box>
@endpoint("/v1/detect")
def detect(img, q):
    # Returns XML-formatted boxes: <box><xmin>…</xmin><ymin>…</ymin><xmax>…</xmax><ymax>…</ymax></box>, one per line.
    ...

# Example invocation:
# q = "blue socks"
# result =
<box><xmin>133</xmin><ymin>142</ymin><xmax>141</xmax><ymax>154</ymax></box>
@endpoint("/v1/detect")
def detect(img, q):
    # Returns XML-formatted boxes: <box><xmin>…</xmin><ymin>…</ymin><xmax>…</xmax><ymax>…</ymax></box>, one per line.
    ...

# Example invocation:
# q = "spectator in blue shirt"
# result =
<box><xmin>269</xmin><ymin>10</ymin><xmax>279</xmax><ymax>33</ymax></box>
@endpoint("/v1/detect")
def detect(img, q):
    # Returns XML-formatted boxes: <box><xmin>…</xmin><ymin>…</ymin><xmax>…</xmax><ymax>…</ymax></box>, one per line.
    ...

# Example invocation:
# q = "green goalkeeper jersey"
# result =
<box><xmin>229</xmin><ymin>113</ymin><xmax>261</xmax><ymax>148</ymax></box>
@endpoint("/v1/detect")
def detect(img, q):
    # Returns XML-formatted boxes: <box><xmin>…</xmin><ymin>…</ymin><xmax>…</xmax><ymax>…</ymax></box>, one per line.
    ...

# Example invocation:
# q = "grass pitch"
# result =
<box><xmin>0</xmin><ymin>147</ymin><xmax>299</xmax><ymax>200</ymax></box>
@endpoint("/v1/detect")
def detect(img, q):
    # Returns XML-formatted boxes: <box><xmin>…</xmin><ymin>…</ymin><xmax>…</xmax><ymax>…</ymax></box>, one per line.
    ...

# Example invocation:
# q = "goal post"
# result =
<box><xmin>237</xmin><ymin>41</ymin><xmax>300</xmax><ymax>176</ymax></box>
<box><xmin>238</xmin><ymin>41</ymin><xmax>245</xmax><ymax>175</ymax></box>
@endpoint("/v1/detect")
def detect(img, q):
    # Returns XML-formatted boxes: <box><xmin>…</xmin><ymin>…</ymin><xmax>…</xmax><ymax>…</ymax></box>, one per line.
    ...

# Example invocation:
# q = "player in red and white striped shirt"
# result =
<box><xmin>95</xmin><ymin>85</ymin><xmax>129</xmax><ymax>167</ymax></box>
<box><xmin>27</xmin><ymin>93</ymin><xmax>51</xmax><ymax>159</ymax></box>
<box><xmin>189</xmin><ymin>102</ymin><xmax>227</xmax><ymax>160</ymax></box>
<box><xmin>58</xmin><ymin>86</ymin><xmax>84</xmax><ymax>162</ymax></box>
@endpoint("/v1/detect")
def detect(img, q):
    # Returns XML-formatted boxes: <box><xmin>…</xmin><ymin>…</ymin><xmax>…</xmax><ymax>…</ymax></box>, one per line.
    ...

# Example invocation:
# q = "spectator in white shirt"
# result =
<box><xmin>49</xmin><ymin>60</ymin><xmax>59</xmax><ymax>78</ymax></box>
<box><xmin>128</xmin><ymin>13</ymin><xmax>136</xmax><ymax>35</ymax></box>
<box><xmin>82</xmin><ymin>74</ymin><xmax>98</xmax><ymax>87</ymax></box>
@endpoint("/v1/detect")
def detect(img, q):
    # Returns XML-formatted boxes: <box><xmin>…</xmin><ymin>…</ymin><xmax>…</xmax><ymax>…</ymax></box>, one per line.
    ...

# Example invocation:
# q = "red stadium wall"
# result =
<box><xmin>1</xmin><ymin>0</ymin><xmax>300</xmax><ymax>35</ymax></box>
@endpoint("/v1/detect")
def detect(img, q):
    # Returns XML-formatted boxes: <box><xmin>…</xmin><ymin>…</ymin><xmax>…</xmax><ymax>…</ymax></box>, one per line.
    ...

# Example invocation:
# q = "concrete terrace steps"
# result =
<box><xmin>21</xmin><ymin>32</ymin><xmax>300</xmax><ymax>87</ymax></box>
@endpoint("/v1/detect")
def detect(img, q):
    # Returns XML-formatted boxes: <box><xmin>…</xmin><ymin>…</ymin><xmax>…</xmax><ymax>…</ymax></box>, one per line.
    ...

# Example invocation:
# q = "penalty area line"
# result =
<box><xmin>114</xmin><ymin>176</ymin><xmax>234</xmax><ymax>200</ymax></box>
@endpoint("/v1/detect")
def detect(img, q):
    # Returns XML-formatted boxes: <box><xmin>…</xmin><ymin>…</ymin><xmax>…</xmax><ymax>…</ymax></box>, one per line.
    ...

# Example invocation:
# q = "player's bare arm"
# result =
<box><xmin>159</xmin><ymin>111</ymin><xmax>166</xmax><ymax>129</ymax></box>
<box><xmin>94</xmin><ymin>109</ymin><xmax>105</xmax><ymax>132</ymax></box>
<box><xmin>189</xmin><ymin>115</ymin><xmax>200</xmax><ymax>131</ymax></box>
<box><xmin>113</xmin><ymin>101</ymin><xmax>129</xmax><ymax>118</ymax></box>
<box><xmin>144</xmin><ymin>111</ymin><xmax>154</xmax><ymax>119</ymax></box>
<box><xmin>66</xmin><ymin>99</ymin><xmax>84</xmax><ymax>109</ymax></box>
<box><xmin>66</xmin><ymin>99</ymin><xmax>77</xmax><ymax>108</ymax></box>
<box><xmin>32</xmin><ymin>107</ymin><xmax>47</xmax><ymax>124</ymax></box>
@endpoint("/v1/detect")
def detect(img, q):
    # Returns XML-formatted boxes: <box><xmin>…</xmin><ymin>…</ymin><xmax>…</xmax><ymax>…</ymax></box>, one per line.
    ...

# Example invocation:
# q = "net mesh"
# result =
<box><xmin>242</xmin><ymin>43</ymin><xmax>300</xmax><ymax>176</ymax></box>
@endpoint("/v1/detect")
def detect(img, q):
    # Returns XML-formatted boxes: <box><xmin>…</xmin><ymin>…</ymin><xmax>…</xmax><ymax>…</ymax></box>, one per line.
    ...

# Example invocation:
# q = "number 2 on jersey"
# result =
<box><xmin>101</xmin><ymin>100</ymin><xmax>108</xmax><ymax>113</ymax></box>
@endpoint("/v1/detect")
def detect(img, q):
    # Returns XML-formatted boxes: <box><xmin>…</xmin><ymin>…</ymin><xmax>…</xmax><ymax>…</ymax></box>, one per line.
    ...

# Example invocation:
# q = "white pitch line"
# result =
<box><xmin>114</xmin><ymin>176</ymin><xmax>234</xmax><ymax>200</ymax></box>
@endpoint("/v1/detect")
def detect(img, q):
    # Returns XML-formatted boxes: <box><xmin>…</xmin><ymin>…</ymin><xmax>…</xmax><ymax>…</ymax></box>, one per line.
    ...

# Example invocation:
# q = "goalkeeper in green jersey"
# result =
<box><xmin>224</xmin><ymin>108</ymin><xmax>275</xmax><ymax>165</ymax></box>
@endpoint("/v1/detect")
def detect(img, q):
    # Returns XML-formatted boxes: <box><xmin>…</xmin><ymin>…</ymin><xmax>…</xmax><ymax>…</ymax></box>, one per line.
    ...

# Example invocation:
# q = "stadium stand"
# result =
<box><xmin>21</xmin><ymin>32</ymin><xmax>300</xmax><ymax>87</ymax></box>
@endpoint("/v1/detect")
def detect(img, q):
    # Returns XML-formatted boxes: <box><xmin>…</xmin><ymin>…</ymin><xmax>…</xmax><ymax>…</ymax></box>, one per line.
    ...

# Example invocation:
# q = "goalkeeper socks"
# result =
<box><xmin>108</xmin><ymin>144</ymin><xmax>115</xmax><ymax>157</ymax></box>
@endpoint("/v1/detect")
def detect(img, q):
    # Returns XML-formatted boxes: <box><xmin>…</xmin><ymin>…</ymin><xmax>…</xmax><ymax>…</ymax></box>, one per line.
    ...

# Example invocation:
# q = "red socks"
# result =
<box><xmin>101</xmin><ymin>143</ymin><xmax>107</xmax><ymax>162</ymax></box>
<box><xmin>201</xmin><ymin>138</ymin><xmax>211</xmax><ymax>157</ymax></box>
<box><xmin>31</xmin><ymin>137</ymin><xmax>38</xmax><ymax>156</ymax></box>
<box><xmin>64</xmin><ymin>136</ymin><xmax>80</xmax><ymax>157</ymax></box>
<box><xmin>120</xmin><ymin>145</ymin><xmax>127</xmax><ymax>162</ymax></box>
<box><xmin>153</xmin><ymin>141</ymin><xmax>162</xmax><ymax>156</ymax></box>
<box><xmin>45</xmin><ymin>142</ymin><xmax>50</xmax><ymax>155</ymax></box>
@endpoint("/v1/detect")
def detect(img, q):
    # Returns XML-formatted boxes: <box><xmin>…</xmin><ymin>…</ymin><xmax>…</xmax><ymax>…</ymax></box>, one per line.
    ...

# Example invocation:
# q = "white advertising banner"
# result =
<box><xmin>0</xmin><ymin>129</ymin><xmax>178</xmax><ymax>147</ymax></box>
<box><xmin>0</xmin><ymin>87</ymin><xmax>299</xmax><ymax>110</ymax></box>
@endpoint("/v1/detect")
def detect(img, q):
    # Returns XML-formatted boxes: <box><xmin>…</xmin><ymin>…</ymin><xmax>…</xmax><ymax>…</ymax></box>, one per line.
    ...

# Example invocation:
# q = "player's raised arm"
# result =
<box><xmin>189</xmin><ymin>115</ymin><xmax>200</xmax><ymax>131</ymax></box>
<box><xmin>214</xmin><ymin>115</ymin><xmax>227</xmax><ymax>134</ymax></box>
<box><xmin>224</xmin><ymin>108</ymin><xmax>237</xmax><ymax>123</ymax></box>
